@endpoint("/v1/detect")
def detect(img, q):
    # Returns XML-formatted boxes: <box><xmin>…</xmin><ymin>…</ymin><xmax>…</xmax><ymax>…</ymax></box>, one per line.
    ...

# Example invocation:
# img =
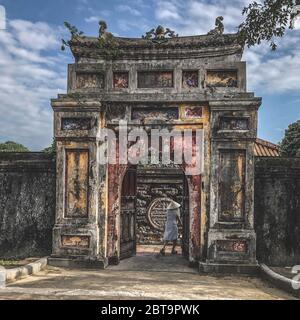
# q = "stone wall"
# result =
<box><xmin>0</xmin><ymin>153</ymin><xmax>56</xmax><ymax>259</ymax></box>
<box><xmin>1</xmin><ymin>151</ymin><xmax>299</xmax><ymax>266</ymax></box>
<box><xmin>255</xmin><ymin>157</ymin><xmax>300</xmax><ymax>266</ymax></box>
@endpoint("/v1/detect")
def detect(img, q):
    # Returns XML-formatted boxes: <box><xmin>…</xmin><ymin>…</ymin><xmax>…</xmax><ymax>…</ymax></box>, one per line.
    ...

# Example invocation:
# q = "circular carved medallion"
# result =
<box><xmin>147</xmin><ymin>197</ymin><xmax>173</xmax><ymax>231</ymax></box>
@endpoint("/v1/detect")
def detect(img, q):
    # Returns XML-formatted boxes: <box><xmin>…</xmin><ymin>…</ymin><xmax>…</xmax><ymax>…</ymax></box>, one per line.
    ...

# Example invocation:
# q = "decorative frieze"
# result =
<box><xmin>61</xmin><ymin>117</ymin><xmax>92</xmax><ymax>131</ymax></box>
<box><xmin>220</xmin><ymin>117</ymin><xmax>249</xmax><ymax>130</ymax></box>
<box><xmin>132</xmin><ymin>107</ymin><xmax>179</xmax><ymax>121</ymax></box>
<box><xmin>182</xmin><ymin>70</ymin><xmax>198</xmax><ymax>88</ymax></box>
<box><xmin>207</xmin><ymin>70</ymin><xmax>237</xmax><ymax>87</ymax></box>
<box><xmin>113</xmin><ymin>72</ymin><xmax>129</xmax><ymax>88</ymax></box>
<box><xmin>76</xmin><ymin>72</ymin><xmax>104</xmax><ymax>89</ymax></box>
<box><xmin>216</xmin><ymin>240</ymin><xmax>248</xmax><ymax>253</ymax></box>
<box><xmin>61</xmin><ymin>235</ymin><xmax>90</xmax><ymax>248</ymax></box>
<box><xmin>181</xmin><ymin>106</ymin><xmax>203</xmax><ymax>119</ymax></box>
<box><xmin>137</xmin><ymin>71</ymin><xmax>173</xmax><ymax>88</ymax></box>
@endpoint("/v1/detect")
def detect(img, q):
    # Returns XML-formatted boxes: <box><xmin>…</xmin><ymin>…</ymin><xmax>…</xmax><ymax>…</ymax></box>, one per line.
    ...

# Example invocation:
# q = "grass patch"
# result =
<box><xmin>0</xmin><ymin>259</ymin><xmax>20</xmax><ymax>268</ymax></box>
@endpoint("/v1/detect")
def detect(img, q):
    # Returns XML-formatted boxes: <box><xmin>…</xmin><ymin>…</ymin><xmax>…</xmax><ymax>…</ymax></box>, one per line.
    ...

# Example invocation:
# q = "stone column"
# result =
<box><xmin>200</xmin><ymin>98</ymin><xmax>261</xmax><ymax>274</ymax></box>
<box><xmin>48</xmin><ymin>99</ymin><xmax>108</xmax><ymax>268</ymax></box>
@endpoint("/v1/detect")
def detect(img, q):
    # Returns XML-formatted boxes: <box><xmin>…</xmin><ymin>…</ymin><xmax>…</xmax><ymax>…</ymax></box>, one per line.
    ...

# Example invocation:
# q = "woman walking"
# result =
<box><xmin>160</xmin><ymin>200</ymin><xmax>182</xmax><ymax>255</ymax></box>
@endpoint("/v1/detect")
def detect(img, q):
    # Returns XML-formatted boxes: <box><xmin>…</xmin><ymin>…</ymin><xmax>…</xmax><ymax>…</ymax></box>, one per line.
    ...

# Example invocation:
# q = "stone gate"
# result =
<box><xmin>48</xmin><ymin>22</ymin><xmax>261</xmax><ymax>273</ymax></box>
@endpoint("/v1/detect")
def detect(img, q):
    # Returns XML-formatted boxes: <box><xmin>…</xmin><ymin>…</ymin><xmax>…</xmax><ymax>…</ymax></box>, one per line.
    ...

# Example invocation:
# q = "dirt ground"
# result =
<box><xmin>0</xmin><ymin>252</ymin><xmax>297</xmax><ymax>300</ymax></box>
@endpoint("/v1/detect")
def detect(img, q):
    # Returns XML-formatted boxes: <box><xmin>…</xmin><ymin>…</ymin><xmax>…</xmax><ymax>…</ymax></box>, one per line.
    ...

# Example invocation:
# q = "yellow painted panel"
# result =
<box><xmin>65</xmin><ymin>149</ymin><xmax>89</xmax><ymax>217</ymax></box>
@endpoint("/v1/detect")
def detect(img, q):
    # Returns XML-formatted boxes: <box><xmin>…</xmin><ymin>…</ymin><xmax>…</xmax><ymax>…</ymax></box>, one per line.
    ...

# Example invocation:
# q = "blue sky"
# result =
<box><xmin>0</xmin><ymin>0</ymin><xmax>299</xmax><ymax>150</ymax></box>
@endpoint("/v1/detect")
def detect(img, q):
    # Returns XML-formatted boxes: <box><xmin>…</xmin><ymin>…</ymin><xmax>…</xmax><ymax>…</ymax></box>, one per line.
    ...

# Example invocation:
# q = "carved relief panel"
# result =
<box><xmin>220</xmin><ymin>117</ymin><xmax>249</xmax><ymax>131</ymax></box>
<box><xmin>65</xmin><ymin>150</ymin><xmax>89</xmax><ymax>218</ymax></box>
<box><xmin>147</xmin><ymin>197</ymin><xmax>173</xmax><ymax>231</ymax></box>
<box><xmin>182</xmin><ymin>70</ymin><xmax>199</xmax><ymax>89</ymax></box>
<box><xmin>181</xmin><ymin>106</ymin><xmax>203</xmax><ymax>119</ymax></box>
<box><xmin>207</xmin><ymin>70</ymin><xmax>237</xmax><ymax>87</ymax></box>
<box><xmin>113</xmin><ymin>72</ymin><xmax>129</xmax><ymax>88</ymax></box>
<box><xmin>136</xmin><ymin>172</ymin><xmax>185</xmax><ymax>244</ymax></box>
<box><xmin>61</xmin><ymin>235</ymin><xmax>90</xmax><ymax>248</ymax></box>
<box><xmin>216</xmin><ymin>240</ymin><xmax>248</xmax><ymax>253</ymax></box>
<box><xmin>132</xmin><ymin>107</ymin><xmax>179</xmax><ymax>122</ymax></box>
<box><xmin>76</xmin><ymin>72</ymin><xmax>104</xmax><ymax>89</ymax></box>
<box><xmin>61</xmin><ymin>118</ymin><xmax>92</xmax><ymax>131</ymax></box>
<box><xmin>137</xmin><ymin>71</ymin><xmax>173</xmax><ymax>88</ymax></box>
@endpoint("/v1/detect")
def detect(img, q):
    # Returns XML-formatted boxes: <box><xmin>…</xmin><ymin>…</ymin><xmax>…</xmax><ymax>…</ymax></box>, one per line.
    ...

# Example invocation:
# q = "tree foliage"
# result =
<box><xmin>0</xmin><ymin>141</ymin><xmax>29</xmax><ymax>152</ymax></box>
<box><xmin>61</xmin><ymin>22</ymin><xmax>85</xmax><ymax>51</ymax></box>
<box><xmin>239</xmin><ymin>0</ymin><xmax>300</xmax><ymax>50</ymax></box>
<box><xmin>43</xmin><ymin>138</ymin><xmax>56</xmax><ymax>155</ymax></box>
<box><xmin>280</xmin><ymin>120</ymin><xmax>300</xmax><ymax>156</ymax></box>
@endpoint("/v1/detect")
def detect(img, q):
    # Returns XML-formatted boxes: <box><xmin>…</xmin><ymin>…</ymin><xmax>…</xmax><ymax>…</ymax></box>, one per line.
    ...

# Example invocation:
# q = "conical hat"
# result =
<box><xmin>167</xmin><ymin>200</ymin><xmax>181</xmax><ymax>210</ymax></box>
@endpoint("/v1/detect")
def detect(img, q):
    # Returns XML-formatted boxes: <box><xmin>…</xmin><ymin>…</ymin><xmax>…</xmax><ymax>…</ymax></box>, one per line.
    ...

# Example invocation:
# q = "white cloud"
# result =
<box><xmin>85</xmin><ymin>16</ymin><xmax>100</xmax><ymax>23</ymax></box>
<box><xmin>9</xmin><ymin>20</ymin><xmax>58</xmax><ymax>51</ymax></box>
<box><xmin>151</xmin><ymin>0</ymin><xmax>300</xmax><ymax>94</ymax></box>
<box><xmin>85</xmin><ymin>10</ymin><xmax>111</xmax><ymax>23</ymax></box>
<box><xmin>153</xmin><ymin>0</ymin><xmax>251</xmax><ymax>35</ymax></box>
<box><xmin>294</xmin><ymin>16</ymin><xmax>300</xmax><ymax>29</ymax></box>
<box><xmin>116</xmin><ymin>5</ymin><xmax>141</xmax><ymax>16</ymax></box>
<box><xmin>117</xmin><ymin>18</ymin><xmax>150</xmax><ymax>33</ymax></box>
<box><xmin>0</xmin><ymin>19</ymin><xmax>67</xmax><ymax>150</ymax></box>
<box><xmin>0</xmin><ymin>2</ymin><xmax>299</xmax><ymax>150</ymax></box>
<box><xmin>245</xmin><ymin>28</ymin><xmax>300</xmax><ymax>93</ymax></box>
<box><xmin>155</xmin><ymin>1</ymin><xmax>181</xmax><ymax>20</ymax></box>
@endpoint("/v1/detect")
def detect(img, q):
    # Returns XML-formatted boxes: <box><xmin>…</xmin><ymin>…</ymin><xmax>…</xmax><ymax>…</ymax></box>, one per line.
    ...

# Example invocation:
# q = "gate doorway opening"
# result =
<box><xmin>120</xmin><ymin>165</ymin><xmax>191</xmax><ymax>262</ymax></box>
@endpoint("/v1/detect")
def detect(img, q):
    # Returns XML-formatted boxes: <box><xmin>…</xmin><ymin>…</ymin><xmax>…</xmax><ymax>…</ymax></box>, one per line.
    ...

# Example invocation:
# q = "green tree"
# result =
<box><xmin>239</xmin><ymin>0</ymin><xmax>300</xmax><ymax>50</ymax></box>
<box><xmin>0</xmin><ymin>141</ymin><xmax>29</xmax><ymax>152</ymax></box>
<box><xmin>43</xmin><ymin>138</ymin><xmax>56</xmax><ymax>155</ymax></box>
<box><xmin>280</xmin><ymin>120</ymin><xmax>300</xmax><ymax>156</ymax></box>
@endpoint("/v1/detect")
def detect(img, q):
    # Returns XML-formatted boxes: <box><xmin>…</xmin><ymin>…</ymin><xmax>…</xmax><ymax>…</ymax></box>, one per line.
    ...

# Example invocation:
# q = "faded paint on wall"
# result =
<box><xmin>219</xmin><ymin>150</ymin><xmax>245</xmax><ymax>221</ymax></box>
<box><xmin>186</xmin><ymin>174</ymin><xmax>201</xmax><ymax>261</ymax></box>
<box><xmin>106</xmin><ymin>162</ymin><xmax>128</xmax><ymax>261</ymax></box>
<box><xmin>65</xmin><ymin>150</ymin><xmax>89</xmax><ymax>218</ymax></box>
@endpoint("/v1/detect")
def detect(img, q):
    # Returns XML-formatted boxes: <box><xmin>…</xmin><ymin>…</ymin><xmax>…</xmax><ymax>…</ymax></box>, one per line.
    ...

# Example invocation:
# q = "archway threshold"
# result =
<box><xmin>108</xmin><ymin>245</ymin><xmax>197</xmax><ymax>274</ymax></box>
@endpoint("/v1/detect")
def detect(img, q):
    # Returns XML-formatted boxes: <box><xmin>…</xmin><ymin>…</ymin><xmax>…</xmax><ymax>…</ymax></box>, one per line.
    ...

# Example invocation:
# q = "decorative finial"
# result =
<box><xmin>99</xmin><ymin>20</ymin><xmax>108</xmax><ymax>38</ymax></box>
<box><xmin>142</xmin><ymin>25</ymin><xmax>178</xmax><ymax>44</ymax></box>
<box><xmin>207</xmin><ymin>16</ymin><xmax>224</xmax><ymax>36</ymax></box>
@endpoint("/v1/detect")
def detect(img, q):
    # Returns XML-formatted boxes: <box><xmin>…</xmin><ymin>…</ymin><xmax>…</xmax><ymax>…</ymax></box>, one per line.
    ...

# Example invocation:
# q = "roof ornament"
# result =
<box><xmin>99</xmin><ymin>20</ymin><xmax>114</xmax><ymax>39</ymax></box>
<box><xmin>142</xmin><ymin>25</ymin><xmax>178</xmax><ymax>44</ymax></box>
<box><xmin>207</xmin><ymin>16</ymin><xmax>224</xmax><ymax>36</ymax></box>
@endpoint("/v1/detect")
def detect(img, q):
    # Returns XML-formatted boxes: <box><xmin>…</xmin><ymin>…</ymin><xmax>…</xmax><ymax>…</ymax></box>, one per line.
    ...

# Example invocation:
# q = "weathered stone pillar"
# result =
<box><xmin>200</xmin><ymin>98</ymin><xmax>261</xmax><ymax>273</ymax></box>
<box><xmin>48</xmin><ymin>98</ymin><xmax>108</xmax><ymax>268</ymax></box>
